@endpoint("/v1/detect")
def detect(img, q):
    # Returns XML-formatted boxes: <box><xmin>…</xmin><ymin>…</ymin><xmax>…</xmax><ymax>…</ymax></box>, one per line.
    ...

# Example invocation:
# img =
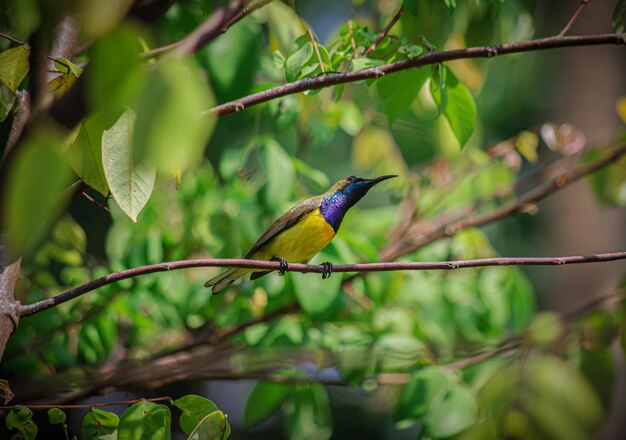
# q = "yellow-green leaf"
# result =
<box><xmin>0</xmin><ymin>45</ymin><xmax>30</xmax><ymax>93</ymax></box>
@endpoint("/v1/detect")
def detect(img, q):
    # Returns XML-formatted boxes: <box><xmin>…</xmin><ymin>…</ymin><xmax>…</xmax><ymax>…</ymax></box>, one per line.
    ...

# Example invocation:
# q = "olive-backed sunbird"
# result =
<box><xmin>204</xmin><ymin>174</ymin><xmax>397</xmax><ymax>295</ymax></box>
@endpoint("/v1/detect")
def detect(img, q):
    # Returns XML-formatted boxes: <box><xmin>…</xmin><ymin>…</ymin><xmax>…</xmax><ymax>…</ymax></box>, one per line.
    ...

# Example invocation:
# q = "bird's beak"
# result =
<box><xmin>364</xmin><ymin>174</ymin><xmax>398</xmax><ymax>187</ymax></box>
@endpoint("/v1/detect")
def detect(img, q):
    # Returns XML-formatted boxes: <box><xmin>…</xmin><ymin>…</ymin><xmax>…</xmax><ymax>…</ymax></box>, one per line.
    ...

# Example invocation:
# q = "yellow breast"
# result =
<box><xmin>251</xmin><ymin>208</ymin><xmax>336</xmax><ymax>263</ymax></box>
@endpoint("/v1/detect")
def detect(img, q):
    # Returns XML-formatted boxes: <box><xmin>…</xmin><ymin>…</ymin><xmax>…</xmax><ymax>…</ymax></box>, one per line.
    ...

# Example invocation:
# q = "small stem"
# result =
<box><xmin>348</xmin><ymin>20</ymin><xmax>358</xmax><ymax>57</ymax></box>
<box><xmin>0</xmin><ymin>396</ymin><xmax>171</xmax><ymax>410</ymax></box>
<box><xmin>559</xmin><ymin>0</ymin><xmax>592</xmax><ymax>37</ymax></box>
<box><xmin>363</xmin><ymin>6</ymin><xmax>404</xmax><ymax>58</ymax></box>
<box><xmin>307</xmin><ymin>28</ymin><xmax>326</xmax><ymax>75</ymax></box>
<box><xmin>0</xmin><ymin>32</ymin><xmax>27</xmax><ymax>46</ymax></box>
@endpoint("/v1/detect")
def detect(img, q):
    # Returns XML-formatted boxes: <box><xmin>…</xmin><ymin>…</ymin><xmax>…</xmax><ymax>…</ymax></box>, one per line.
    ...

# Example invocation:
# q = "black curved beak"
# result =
<box><xmin>364</xmin><ymin>174</ymin><xmax>398</xmax><ymax>187</ymax></box>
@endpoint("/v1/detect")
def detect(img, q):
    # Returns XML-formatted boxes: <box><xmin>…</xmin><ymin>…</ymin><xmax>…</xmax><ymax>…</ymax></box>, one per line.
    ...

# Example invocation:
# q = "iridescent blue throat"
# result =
<box><xmin>319</xmin><ymin>185</ymin><xmax>368</xmax><ymax>232</ymax></box>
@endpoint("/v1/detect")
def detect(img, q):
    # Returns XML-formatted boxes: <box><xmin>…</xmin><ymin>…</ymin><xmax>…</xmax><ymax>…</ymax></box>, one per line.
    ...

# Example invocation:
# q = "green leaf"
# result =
<box><xmin>273</xmin><ymin>50</ymin><xmax>286</xmax><ymax>69</ymax></box>
<box><xmin>377</xmin><ymin>68</ymin><xmax>429</xmax><ymax>124</ymax></box>
<box><xmin>285</xmin><ymin>42</ymin><xmax>313</xmax><ymax>82</ymax></box>
<box><xmin>48</xmin><ymin>73</ymin><xmax>79</xmax><ymax>97</ymax></box>
<box><xmin>425</xmin><ymin>383</ymin><xmax>478</xmax><ymax>438</ymax></box>
<box><xmin>292</xmin><ymin>157</ymin><xmax>330</xmax><ymax>190</ymax></box>
<box><xmin>613</xmin><ymin>0</ymin><xmax>626</xmax><ymax>32</ymax></box>
<box><xmin>88</xmin><ymin>25</ymin><xmax>144</xmax><ymax>122</ymax></box>
<box><xmin>395</xmin><ymin>367</ymin><xmax>451</xmax><ymax>428</ymax></box>
<box><xmin>580</xmin><ymin>348</ymin><xmax>614</xmax><ymax>410</ymax></box>
<box><xmin>244</xmin><ymin>382</ymin><xmax>292</xmax><ymax>427</ymax></box>
<box><xmin>291</xmin><ymin>269</ymin><xmax>342</xmax><ymax>317</ymax></box>
<box><xmin>284</xmin><ymin>385</ymin><xmax>332</xmax><ymax>440</ymax></box>
<box><xmin>373</xmin><ymin>334</ymin><xmax>426</xmax><ymax>371</ymax></box>
<box><xmin>53</xmin><ymin>57</ymin><xmax>83</xmax><ymax>76</ymax></box>
<box><xmin>66</xmin><ymin>114</ymin><xmax>110</xmax><ymax>196</ymax></box>
<box><xmin>403</xmin><ymin>0</ymin><xmax>420</xmax><ymax>16</ymax></box>
<box><xmin>174</xmin><ymin>395</ymin><xmax>224</xmax><ymax>436</ymax></box>
<box><xmin>133</xmin><ymin>58</ymin><xmax>215</xmax><ymax>174</ymax></box>
<box><xmin>118</xmin><ymin>400</ymin><xmax>171</xmax><ymax>440</ymax></box>
<box><xmin>6</xmin><ymin>406</ymin><xmax>37</xmax><ymax>440</ymax></box>
<box><xmin>188</xmin><ymin>411</ymin><xmax>229</xmax><ymax>440</ymax></box>
<box><xmin>2</xmin><ymin>129</ymin><xmax>72</xmax><ymax>255</ymax></box>
<box><xmin>80</xmin><ymin>408</ymin><xmax>119</xmax><ymax>440</ymax></box>
<box><xmin>0</xmin><ymin>45</ymin><xmax>30</xmax><ymax>93</ymax></box>
<box><xmin>262</xmin><ymin>139</ymin><xmax>295</xmax><ymax>210</ymax></box>
<box><xmin>430</xmin><ymin>67</ymin><xmax>476</xmax><ymax>148</ymax></box>
<box><xmin>350</xmin><ymin>57</ymin><xmax>384</xmax><ymax>71</ymax></box>
<box><xmin>48</xmin><ymin>408</ymin><xmax>66</xmax><ymax>424</ymax></box>
<box><xmin>0</xmin><ymin>82</ymin><xmax>16</xmax><ymax>122</ymax></box>
<box><xmin>102</xmin><ymin>109</ymin><xmax>156</xmax><ymax>222</ymax></box>
<box><xmin>203</xmin><ymin>17</ymin><xmax>261</xmax><ymax>101</ymax></box>
<box><xmin>524</xmin><ymin>355</ymin><xmax>604</xmax><ymax>435</ymax></box>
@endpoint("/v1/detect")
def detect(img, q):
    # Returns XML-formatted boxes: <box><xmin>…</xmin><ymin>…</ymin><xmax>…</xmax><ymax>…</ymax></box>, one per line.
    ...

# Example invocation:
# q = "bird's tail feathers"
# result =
<box><xmin>204</xmin><ymin>268</ymin><xmax>245</xmax><ymax>295</ymax></box>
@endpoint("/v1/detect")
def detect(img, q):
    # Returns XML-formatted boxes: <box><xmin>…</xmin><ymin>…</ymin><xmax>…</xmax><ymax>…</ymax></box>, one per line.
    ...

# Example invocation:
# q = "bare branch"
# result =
<box><xmin>0</xmin><ymin>396</ymin><xmax>171</xmax><ymax>410</ymax></box>
<box><xmin>18</xmin><ymin>251</ymin><xmax>626</xmax><ymax>317</ymax></box>
<box><xmin>363</xmin><ymin>6</ymin><xmax>404</xmax><ymax>58</ymax></box>
<box><xmin>559</xmin><ymin>0</ymin><xmax>592</xmax><ymax>37</ymax></box>
<box><xmin>141</xmin><ymin>0</ymin><xmax>272</xmax><ymax>58</ymax></box>
<box><xmin>207</xmin><ymin>33</ymin><xmax>625</xmax><ymax>116</ymax></box>
<box><xmin>381</xmin><ymin>143</ymin><xmax>626</xmax><ymax>260</ymax></box>
<box><xmin>307</xmin><ymin>28</ymin><xmax>326</xmax><ymax>75</ymax></box>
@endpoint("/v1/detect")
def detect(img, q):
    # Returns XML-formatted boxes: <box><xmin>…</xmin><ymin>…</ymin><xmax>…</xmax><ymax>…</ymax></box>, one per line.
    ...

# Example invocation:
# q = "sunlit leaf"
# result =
<box><xmin>377</xmin><ymin>68</ymin><xmax>429</xmax><ymax>124</ymax></box>
<box><xmin>285</xmin><ymin>42</ymin><xmax>313</xmax><ymax>82</ymax></box>
<box><xmin>2</xmin><ymin>129</ymin><xmax>72</xmax><ymax>255</ymax></box>
<box><xmin>0</xmin><ymin>82</ymin><xmax>15</xmax><ymax>121</ymax></box>
<box><xmin>133</xmin><ymin>58</ymin><xmax>215</xmax><ymax>173</ymax></box>
<box><xmin>284</xmin><ymin>385</ymin><xmax>332</xmax><ymax>440</ymax></box>
<box><xmin>88</xmin><ymin>25</ymin><xmax>144</xmax><ymax>122</ymax></box>
<box><xmin>47</xmin><ymin>408</ymin><xmax>66</xmax><ymax>425</ymax></box>
<box><xmin>262</xmin><ymin>139</ymin><xmax>295</xmax><ymax>210</ymax></box>
<box><xmin>188</xmin><ymin>411</ymin><xmax>228</xmax><ymax>440</ymax></box>
<box><xmin>66</xmin><ymin>113</ymin><xmax>110</xmax><ymax>196</ymax></box>
<box><xmin>102</xmin><ymin>109</ymin><xmax>156</xmax><ymax>222</ymax></box>
<box><xmin>0</xmin><ymin>45</ymin><xmax>30</xmax><ymax>93</ymax></box>
<box><xmin>426</xmin><ymin>383</ymin><xmax>477</xmax><ymax>438</ymax></box>
<box><xmin>6</xmin><ymin>406</ymin><xmax>37</xmax><ymax>440</ymax></box>
<box><xmin>431</xmin><ymin>67</ymin><xmax>476</xmax><ymax>148</ymax></box>
<box><xmin>174</xmin><ymin>395</ymin><xmax>222</xmax><ymax>436</ymax></box>
<box><xmin>118</xmin><ymin>400</ymin><xmax>171</xmax><ymax>440</ymax></box>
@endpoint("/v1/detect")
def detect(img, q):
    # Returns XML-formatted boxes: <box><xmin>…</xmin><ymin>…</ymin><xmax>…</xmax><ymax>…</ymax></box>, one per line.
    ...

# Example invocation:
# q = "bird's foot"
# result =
<box><xmin>321</xmin><ymin>261</ymin><xmax>333</xmax><ymax>279</ymax></box>
<box><xmin>277</xmin><ymin>257</ymin><xmax>289</xmax><ymax>276</ymax></box>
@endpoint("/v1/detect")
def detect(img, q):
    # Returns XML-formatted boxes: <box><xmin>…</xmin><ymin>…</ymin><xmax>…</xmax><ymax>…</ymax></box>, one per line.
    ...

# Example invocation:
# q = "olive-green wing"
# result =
<box><xmin>245</xmin><ymin>196</ymin><xmax>321</xmax><ymax>258</ymax></box>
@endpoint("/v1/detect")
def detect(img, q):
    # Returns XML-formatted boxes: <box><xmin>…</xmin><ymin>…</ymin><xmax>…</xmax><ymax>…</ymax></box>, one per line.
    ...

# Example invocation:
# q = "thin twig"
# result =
<box><xmin>0</xmin><ymin>396</ymin><xmax>171</xmax><ymax>410</ymax></box>
<box><xmin>18</xmin><ymin>251</ymin><xmax>626</xmax><ymax>317</ymax></box>
<box><xmin>141</xmin><ymin>0</ymin><xmax>272</xmax><ymax>58</ymax></box>
<box><xmin>348</xmin><ymin>20</ymin><xmax>358</xmax><ymax>57</ymax></box>
<box><xmin>207</xmin><ymin>33</ymin><xmax>625</xmax><ymax>116</ymax></box>
<box><xmin>381</xmin><ymin>143</ymin><xmax>626</xmax><ymax>259</ymax></box>
<box><xmin>363</xmin><ymin>6</ymin><xmax>404</xmax><ymax>58</ymax></box>
<box><xmin>559</xmin><ymin>0</ymin><xmax>592</xmax><ymax>37</ymax></box>
<box><xmin>307</xmin><ymin>28</ymin><xmax>326</xmax><ymax>75</ymax></box>
<box><xmin>0</xmin><ymin>32</ymin><xmax>27</xmax><ymax>46</ymax></box>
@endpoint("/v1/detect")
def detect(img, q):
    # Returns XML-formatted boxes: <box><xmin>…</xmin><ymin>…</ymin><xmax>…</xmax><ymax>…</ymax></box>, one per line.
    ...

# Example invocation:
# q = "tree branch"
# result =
<box><xmin>381</xmin><ymin>143</ymin><xmax>626</xmax><ymax>260</ymax></box>
<box><xmin>559</xmin><ymin>0</ymin><xmax>592</xmax><ymax>37</ymax></box>
<box><xmin>363</xmin><ymin>6</ymin><xmax>404</xmax><ymax>58</ymax></box>
<box><xmin>18</xmin><ymin>252</ymin><xmax>626</xmax><ymax>317</ymax></box>
<box><xmin>141</xmin><ymin>0</ymin><xmax>270</xmax><ymax>58</ymax></box>
<box><xmin>207</xmin><ymin>33</ymin><xmax>626</xmax><ymax>116</ymax></box>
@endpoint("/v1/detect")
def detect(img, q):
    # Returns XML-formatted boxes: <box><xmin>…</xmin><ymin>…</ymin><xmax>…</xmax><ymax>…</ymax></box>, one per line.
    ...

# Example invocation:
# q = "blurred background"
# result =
<box><xmin>1</xmin><ymin>0</ymin><xmax>625</xmax><ymax>438</ymax></box>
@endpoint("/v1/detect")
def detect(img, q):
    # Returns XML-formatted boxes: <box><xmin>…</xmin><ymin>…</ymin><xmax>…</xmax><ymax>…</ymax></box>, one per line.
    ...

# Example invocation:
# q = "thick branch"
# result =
<box><xmin>208</xmin><ymin>33</ymin><xmax>625</xmax><ymax>116</ymax></box>
<box><xmin>19</xmin><ymin>252</ymin><xmax>626</xmax><ymax>317</ymax></box>
<box><xmin>382</xmin><ymin>143</ymin><xmax>626</xmax><ymax>259</ymax></box>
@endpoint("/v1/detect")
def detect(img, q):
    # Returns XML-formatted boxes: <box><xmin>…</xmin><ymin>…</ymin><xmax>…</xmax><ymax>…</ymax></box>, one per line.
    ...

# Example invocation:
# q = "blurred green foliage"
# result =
<box><xmin>1</xmin><ymin>0</ymin><xmax>626</xmax><ymax>439</ymax></box>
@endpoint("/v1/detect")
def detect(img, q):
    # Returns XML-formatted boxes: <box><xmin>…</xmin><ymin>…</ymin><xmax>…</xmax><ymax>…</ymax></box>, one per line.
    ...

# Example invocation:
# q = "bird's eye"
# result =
<box><xmin>346</xmin><ymin>175</ymin><xmax>356</xmax><ymax>182</ymax></box>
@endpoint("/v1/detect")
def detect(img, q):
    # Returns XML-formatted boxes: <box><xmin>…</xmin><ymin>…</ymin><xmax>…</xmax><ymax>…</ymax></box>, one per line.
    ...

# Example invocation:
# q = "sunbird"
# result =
<box><xmin>205</xmin><ymin>174</ymin><xmax>397</xmax><ymax>294</ymax></box>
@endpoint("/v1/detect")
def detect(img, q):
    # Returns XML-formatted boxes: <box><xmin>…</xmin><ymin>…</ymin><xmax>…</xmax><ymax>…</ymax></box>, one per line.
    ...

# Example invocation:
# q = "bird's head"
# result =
<box><xmin>320</xmin><ymin>174</ymin><xmax>397</xmax><ymax>231</ymax></box>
